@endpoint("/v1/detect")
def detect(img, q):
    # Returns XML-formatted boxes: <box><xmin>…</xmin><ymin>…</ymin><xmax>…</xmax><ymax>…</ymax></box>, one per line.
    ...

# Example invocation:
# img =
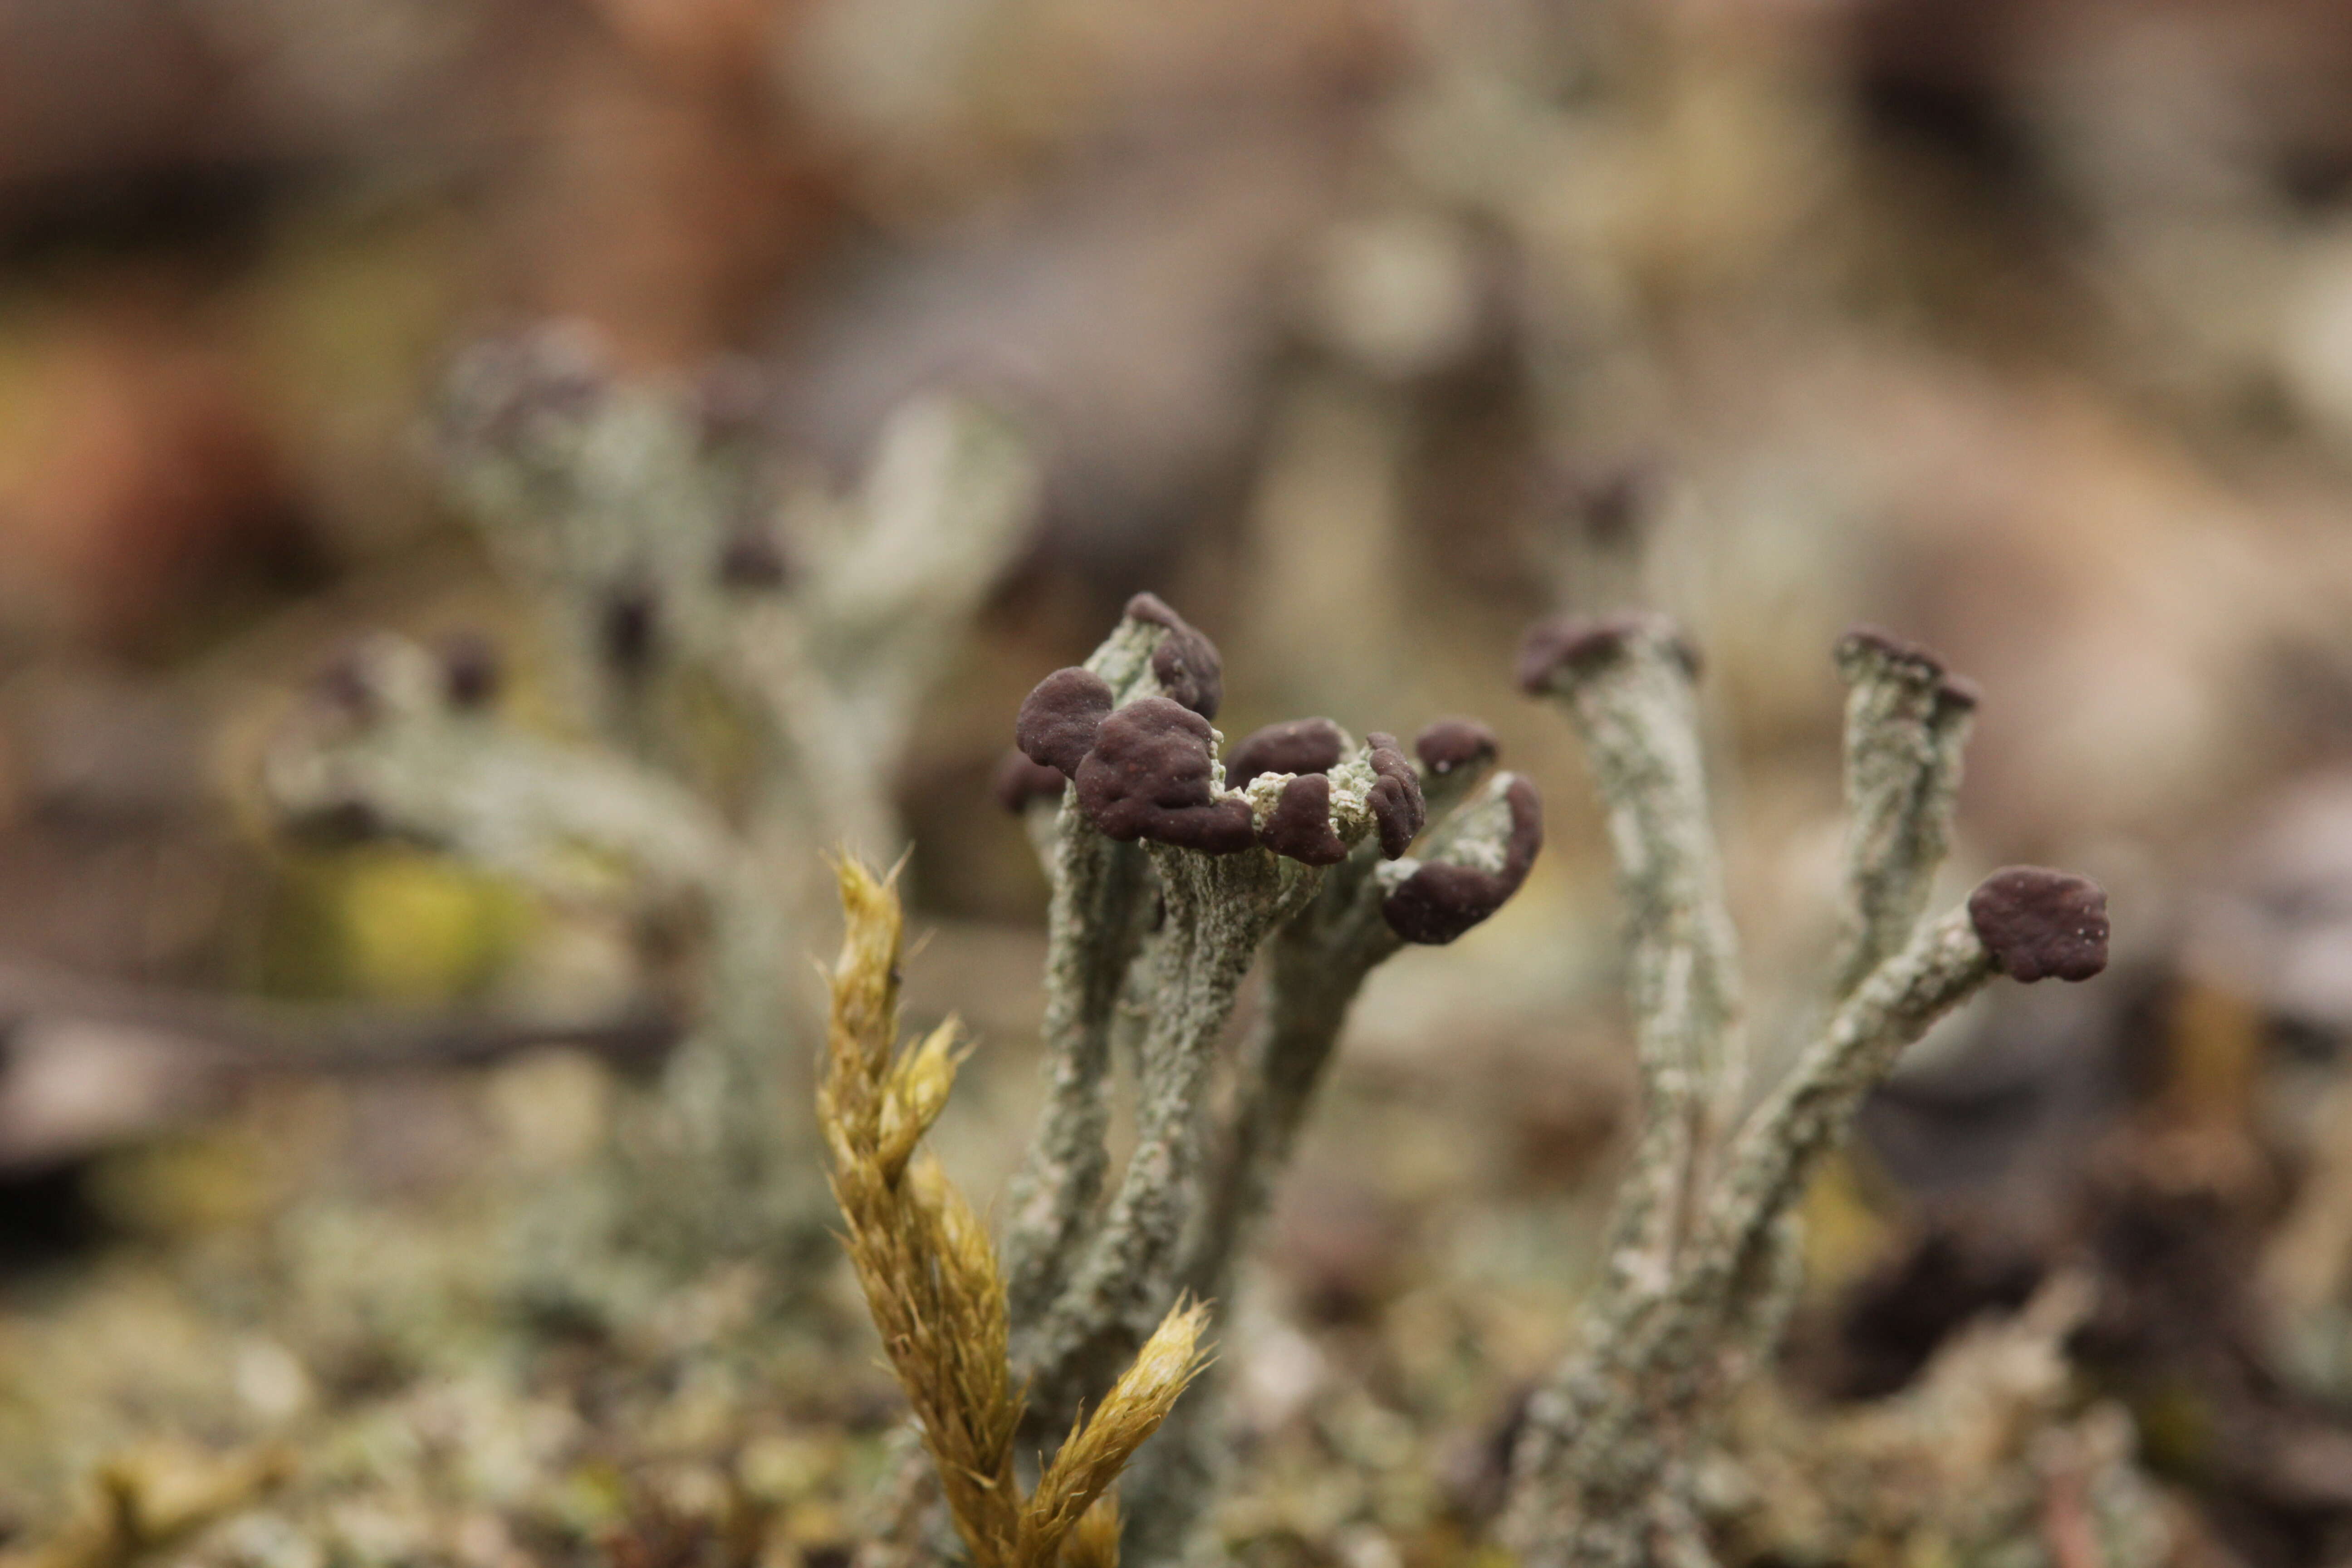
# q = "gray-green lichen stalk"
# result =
<box><xmin>1519</xmin><ymin>616</ymin><xmax>1744</xmax><ymax>1316</ymax></box>
<box><xmin>1124</xmin><ymin>741</ymin><xmax>1538</xmax><ymax>1564</ymax></box>
<box><xmin>1503</xmin><ymin>615</ymin><xmax>2111</xmax><ymax>1568</ymax></box>
<box><xmin>965</xmin><ymin>598</ymin><xmax>1544</xmax><ymax>1565</ymax></box>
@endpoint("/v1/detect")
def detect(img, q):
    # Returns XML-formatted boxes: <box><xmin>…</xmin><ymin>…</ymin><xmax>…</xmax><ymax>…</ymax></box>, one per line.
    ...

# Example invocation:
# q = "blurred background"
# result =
<box><xmin>14</xmin><ymin>0</ymin><xmax>2352</xmax><ymax>1563</ymax></box>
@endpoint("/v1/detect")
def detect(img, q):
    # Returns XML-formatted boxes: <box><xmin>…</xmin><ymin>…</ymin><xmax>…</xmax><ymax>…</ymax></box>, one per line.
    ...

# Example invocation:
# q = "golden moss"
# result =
<box><xmin>819</xmin><ymin>859</ymin><xmax>1209</xmax><ymax>1568</ymax></box>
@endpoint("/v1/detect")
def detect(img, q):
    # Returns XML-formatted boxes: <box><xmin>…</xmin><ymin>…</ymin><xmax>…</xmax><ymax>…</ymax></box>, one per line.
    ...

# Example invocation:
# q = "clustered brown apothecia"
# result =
<box><xmin>1004</xmin><ymin>596</ymin><xmax>1539</xmax><ymax>946</ymax></box>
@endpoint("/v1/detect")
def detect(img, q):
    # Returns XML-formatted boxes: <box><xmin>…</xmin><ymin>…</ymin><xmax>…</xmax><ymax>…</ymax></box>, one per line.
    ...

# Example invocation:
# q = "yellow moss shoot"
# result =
<box><xmin>823</xmin><ymin>859</ymin><xmax>1024</xmax><ymax>1568</ymax></box>
<box><xmin>819</xmin><ymin>859</ymin><xmax>1211</xmax><ymax>1568</ymax></box>
<box><xmin>1021</xmin><ymin>1299</ymin><xmax>1212</xmax><ymax>1563</ymax></box>
<box><xmin>1059</xmin><ymin>1497</ymin><xmax>1124</xmax><ymax>1568</ymax></box>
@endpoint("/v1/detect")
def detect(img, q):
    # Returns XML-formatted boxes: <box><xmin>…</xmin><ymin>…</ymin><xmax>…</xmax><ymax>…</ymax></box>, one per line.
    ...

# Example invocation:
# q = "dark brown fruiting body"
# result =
<box><xmin>1227</xmin><ymin>718</ymin><xmax>1350</xmax><ymax>791</ymax></box>
<box><xmin>1124</xmin><ymin>593</ymin><xmax>1224</xmax><ymax>720</ymax></box>
<box><xmin>1516</xmin><ymin>612</ymin><xmax>1699</xmax><ymax>694</ymax></box>
<box><xmin>1259</xmin><ymin>774</ymin><xmax>1350</xmax><ymax>865</ymax></box>
<box><xmin>1015</xmin><ymin>668</ymin><xmax>1116</xmax><ymax>775</ymax></box>
<box><xmin>1383</xmin><ymin>775</ymin><xmax>1544</xmax><ymax>944</ymax></box>
<box><xmin>994</xmin><ymin>750</ymin><xmax>1070</xmax><ymax>813</ymax></box>
<box><xmin>441</xmin><ymin>632</ymin><xmax>501</xmax><ymax>710</ymax></box>
<box><xmin>1415</xmin><ymin>718</ymin><xmax>1498</xmax><ymax>776</ymax></box>
<box><xmin>1364</xmin><ymin>732</ymin><xmax>1426</xmax><ymax>858</ymax></box>
<box><xmin>1967</xmin><ymin>867</ymin><xmax>2109</xmax><ymax>983</ymax></box>
<box><xmin>1073</xmin><ymin>696</ymin><xmax>1255</xmax><ymax>853</ymax></box>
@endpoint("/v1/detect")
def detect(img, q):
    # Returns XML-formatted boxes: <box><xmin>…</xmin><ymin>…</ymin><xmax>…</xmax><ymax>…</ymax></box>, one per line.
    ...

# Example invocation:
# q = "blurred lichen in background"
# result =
<box><xmin>266</xmin><ymin>326</ymin><xmax>1038</xmax><ymax>1282</ymax></box>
